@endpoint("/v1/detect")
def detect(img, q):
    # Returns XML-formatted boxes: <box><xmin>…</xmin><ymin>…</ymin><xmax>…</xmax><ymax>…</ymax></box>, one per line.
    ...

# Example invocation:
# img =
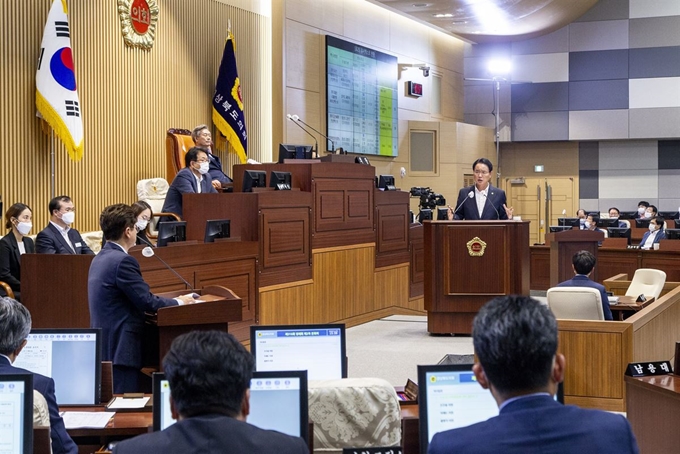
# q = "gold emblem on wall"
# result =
<box><xmin>118</xmin><ymin>0</ymin><xmax>159</xmax><ymax>50</ymax></box>
<box><xmin>466</xmin><ymin>237</ymin><xmax>487</xmax><ymax>257</ymax></box>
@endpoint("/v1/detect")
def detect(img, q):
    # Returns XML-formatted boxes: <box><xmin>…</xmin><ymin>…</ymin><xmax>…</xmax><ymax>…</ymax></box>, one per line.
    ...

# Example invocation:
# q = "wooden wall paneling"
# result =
<box><xmin>312</xmin><ymin>244</ymin><xmax>375</xmax><ymax>323</ymax></box>
<box><xmin>630</xmin><ymin>286</ymin><xmax>680</xmax><ymax>363</ymax></box>
<box><xmin>258</xmin><ymin>281</ymin><xmax>315</xmax><ymax>325</ymax></box>
<box><xmin>530</xmin><ymin>246</ymin><xmax>551</xmax><ymax>290</ymax></box>
<box><xmin>375</xmin><ymin>190</ymin><xmax>410</xmax><ymax>268</ymax></box>
<box><xmin>182</xmin><ymin>193</ymin><xmax>260</xmax><ymax>241</ymax></box>
<box><xmin>641</xmin><ymin>253</ymin><xmax>680</xmax><ymax>282</ymax></box>
<box><xmin>1</xmin><ymin>1</ymin><xmax>270</xmax><ymax>233</ymax></box>
<box><xmin>374</xmin><ymin>264</ymin><xmax>410</xmax><ymax>310</ymax></box>
<box><xmin>258</xmin><ymin>191</ymin><xmax>313</xmax><ymax>287</ymax></box>
<box><xmin>409</xmin><ymin>223</ymin><xmax>424</xmax><ymax>298</ymax></box>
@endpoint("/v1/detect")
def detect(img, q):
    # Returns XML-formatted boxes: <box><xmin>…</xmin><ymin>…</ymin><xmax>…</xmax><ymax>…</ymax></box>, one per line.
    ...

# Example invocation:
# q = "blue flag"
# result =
<box><xmin>212</xmin><ymin>30</ymin><xmax>247</xmax><ymax>163</ymax></box>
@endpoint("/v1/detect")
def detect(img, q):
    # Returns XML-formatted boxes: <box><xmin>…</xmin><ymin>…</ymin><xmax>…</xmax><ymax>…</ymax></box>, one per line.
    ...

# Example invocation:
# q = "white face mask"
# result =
<box><xmin>638</xmin><ymin>207</ymin><xmax>646</xmax><ymax>214</ymax></box>
<box><xmin>584</xmin><ymin>221</ymin><xmax>592</xmax><ymax>229</ymax></box>
<box><xmin>649</xmin><ymin>223</ymin><xmax>657</xmax><ymax>232</ymax></box>
<box><xmin>198</xmin><ymin>162</ymin><xmax>210</xmax><ymax>175</ymax></box>
<box><xmin>16</xmin><ymin>221</ymin><xmax>32</xmax><ymax>236</ymax></box>
<box><xmin>644</xmin><ymin>211</ymin><xmax>652</xmax><ymax>219</ymax></box>
<box><xmin>579</xmin><ymin>218</ymin><xmax>586</xmax><ymax>225</ymax></box>
<box><xmin>136</xmin><ymin>219</ymin><xmax>148</xmax><ymax>232</ymax></box>
<box><xmin>61</xmin><ymin>211</ymin><xmax>75</xmax><ymax>225</ymax></box>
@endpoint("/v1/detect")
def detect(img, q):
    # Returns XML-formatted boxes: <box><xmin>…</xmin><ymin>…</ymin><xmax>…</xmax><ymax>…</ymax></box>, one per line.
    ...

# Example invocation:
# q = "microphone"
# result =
<box><xmin>136</xmin><ymin>234</ymin><xmax>155</xmax><ymax>248</ymax></box>
<box><xmin>292</xmin><ymin>114</ymin><xmax>336</xmax><ymax>153</ymax></box>
<box><xmin>287</xmin><ymin>114</ymin><xmax>318</xmax><ymax>157</ymax></box>
<box><xmin>482</xmin><ymin>191</ymin><xmax>501</xmax><ymax>219</ymax></box>
<box><xmin>452</xmin><ymin>191</ymin><xmax>474</xmax><ymax>219</ymax></box>
<box><xmin>141</xmin><ymin>246</ymin><xmax>195</xmax><ymax>293</ymax></box>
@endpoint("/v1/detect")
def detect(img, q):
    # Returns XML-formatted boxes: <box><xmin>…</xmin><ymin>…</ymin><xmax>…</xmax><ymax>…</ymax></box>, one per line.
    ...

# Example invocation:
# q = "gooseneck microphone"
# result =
<box><xmin>141</xmin><ymin>246</ymin><xmax>195</xmax><ymax>292</ymax></box>
<box><xmin>482</xmin><ymin>191</ymin><xmax>501</xmax><ymax>219</ymax></box>
<box><xmin>293</xmin><ymin>114</ymin><xmax>336</xmax><ymax>153</ymax></box>
<box><xmin>452</xmin><ymin>191</ymin><xmax>474</xmax><ymax>219</ymax></box>
<box><xmin>287</xmin><ymin>114</ymin><xmax>318</xmax><ymax>156</ymax></box>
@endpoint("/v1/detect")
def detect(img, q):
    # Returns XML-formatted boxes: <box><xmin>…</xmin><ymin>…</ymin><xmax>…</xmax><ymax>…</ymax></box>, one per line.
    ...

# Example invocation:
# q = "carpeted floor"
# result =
<box><xmin>346</xmin><ymin>315</ymin><xmax>474</xmax><ymax>386</ymax></box>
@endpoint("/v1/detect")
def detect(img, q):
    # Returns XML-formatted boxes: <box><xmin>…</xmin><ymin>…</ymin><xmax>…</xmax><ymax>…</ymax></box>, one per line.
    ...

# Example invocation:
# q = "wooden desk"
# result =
<box><xmin>62</xmin><ymin>406</ymin><xmax>151</xmax><ymax>453</ymax></box>
<box><xmin>626</xmin><ymin>374</ymin><xmax>680</xmax><ymax>453</ymax></box>
<box><xmin>609</xmin><ymin>296</ymin><xmax>655</xmax><ymax>320</ymax></box>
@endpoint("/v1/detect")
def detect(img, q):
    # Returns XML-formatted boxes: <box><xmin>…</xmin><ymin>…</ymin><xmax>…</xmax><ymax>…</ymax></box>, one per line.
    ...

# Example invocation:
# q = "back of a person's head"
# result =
<box><xmin>472</xmin><ymin>295</ymin><xmax>557</xmax><ymax>395</ymax></box>
<box><xmin>572</xmin><ymin>250</ymin><xmax>596</xmax><ymax>275</ymax></box>
<box><xmin>0</xmin><ymin>297</ymin><xmax>32</xmax><ymax>356</ymax></box>
<box><xmin>99</xmin><ymin>204</ymin><xmax>136</xmax><ymax>241</ymax></box>
<box><xmin>163</xmin><ymin>330</ymin><xmax>254</xmax><ymax>418</ymax></box>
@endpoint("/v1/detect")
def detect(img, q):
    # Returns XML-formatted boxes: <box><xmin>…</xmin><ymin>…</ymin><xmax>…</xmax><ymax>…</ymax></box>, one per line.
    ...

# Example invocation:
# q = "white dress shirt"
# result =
<box><xmin>49</xmin><ymin>220</ymin><xmax>75</xmax><ymax>253</ymax></box>
<box><xmin>474</xmin><ymin>185</ymin><xmax>489</xmax><ymax>218</ymax></box>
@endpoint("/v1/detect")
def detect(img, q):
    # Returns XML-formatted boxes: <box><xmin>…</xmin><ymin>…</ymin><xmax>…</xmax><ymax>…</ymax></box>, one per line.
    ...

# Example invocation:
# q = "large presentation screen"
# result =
<box><xmin>326</xmin><ymin>35</ymin><xmax>398</xmax><ymax>157</ymax></box>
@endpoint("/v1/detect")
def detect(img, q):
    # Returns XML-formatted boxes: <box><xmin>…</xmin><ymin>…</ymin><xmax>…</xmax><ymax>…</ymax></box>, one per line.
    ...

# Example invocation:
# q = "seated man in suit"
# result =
<box><xmin>36</xmin><ymin>195</ymin><xmax>94</xmax><ymax>254</ymax></box>
<box><xmin>161</xmin><ymin>147</ymin><xmax>218</xmax><ymax>219</ymax></box>
<box><xmin>448</xmin><ymin>158</ymin><xmax>514</xmax><ymax>220</ymax></box>
<box><xmin>556</xmin><ymin>250</ymin><xmax>612</xmax><ymax>320</ymax></box>
<box><xmin>640</xmin><ymin>216</ymin><xmax>666</xmax><ymax>250</ymax></box>
<box><xmin>192</xmin><ymin>124</ymin><xmax>232</xmax><ymax>189</ymax></box>
<box><xmin>88</xmin><ymin>204</ymin><xmax>196</xmax><ymax>393</ymax></box>
<box><xmin>643</xmin><ymin>204</ymin><xmax>658</xmax><ymax>220</ymax></box>
<box><xmin>636</xmin><ymin>201</ymin><xmax>650</xmax><ymax>219</ymax></box>
<box><xmin>428</xmin><ymin>295</ymin><xmax>639</xmax><ymax>454</ymax></box>
<box><xmin>113</xmin><ymin>330</ymin><xmax>308</xmax><ymax>454</ymax></box>
<box><xmin>608</xmin><ymin>207</ymin><xmax>628</xmax><ymax>228</ymax></box>
<box><xmin>0</xmin><ymin>297</ymin><xmax>78</xmax><ymax>454</ymax></box>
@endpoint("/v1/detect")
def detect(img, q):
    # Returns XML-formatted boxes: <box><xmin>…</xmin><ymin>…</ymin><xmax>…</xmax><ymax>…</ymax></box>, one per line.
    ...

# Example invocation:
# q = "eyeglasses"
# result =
<box><xmin>474</xmin><ymin>171</ymin><xmax>490</xmax><ymax>176</ymax></box>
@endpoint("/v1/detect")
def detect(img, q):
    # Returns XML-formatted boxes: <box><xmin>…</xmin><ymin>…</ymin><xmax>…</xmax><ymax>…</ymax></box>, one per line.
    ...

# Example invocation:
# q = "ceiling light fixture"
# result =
<box><xmin>433</xmin><ymin>13</ymin><xmax>453</xmax><ymax>18</ymax></box>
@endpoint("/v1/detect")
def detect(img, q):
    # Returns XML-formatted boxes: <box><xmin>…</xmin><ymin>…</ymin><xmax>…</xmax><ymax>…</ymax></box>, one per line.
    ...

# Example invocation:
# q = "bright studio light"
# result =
<box><xmin>487</xmin><ymin>59</ymin><xmax>511</xmax><ymax>76</ymax></box>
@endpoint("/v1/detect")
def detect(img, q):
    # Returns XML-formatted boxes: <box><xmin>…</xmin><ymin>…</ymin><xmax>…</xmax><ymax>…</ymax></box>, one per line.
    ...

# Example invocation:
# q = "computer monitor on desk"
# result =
<box><xmin>204</xmin><ymin>219</ymin><xmax>230</xmax><ymax>243</ymax></box>
<box><xmin>417</xmin><ymin>364</ymin><xmax>562</xmax><ymax>454</ymax></box>
<box><xmin>549</xmin><ymin>226</ymin><xmax>572</xmax><ymax>233</ymax></box>
<box><xmin>157</xmin><ymin>221</ymin><xmax>187</xmax><ymax>247</ymax></box>
<box><xmin>250</xmin><ymin>324</ymin><xmax>347</xmax><ymax>380</ymax></box>
<box><xmin>635</xmin><ymin>219</ymin><xmax>651</xmax><ymax>229</ymax></box>
<box><xmin>607</xmin><ymin>227</ymin><xmax>631</xmax><ymax>244</ymax></box>
<box><xmin>665</xmin><ymin>229</ymin><xmax>680</xmax><ymax>240</ymax></box>
<box><xmin>12</xmin><ymin>329</ymin><xmax>101</xmax><ymax>405</ymax></box>
<box><xmin>597</xmin><ymin>218</ymin><xmax>618</xmax><ymax>228</ymax></box>
<box><xmin>153</xmin><ymin>370</ymin><xmax>309</xmax><ymax>443</ymax></box>
<box><xmin>558</xmin><ymin>217</ymin><xmax>580</xmax><ymax>228</ymax></box>
<box><xmin>0</xmin><ymin>374</ymin><xmax>33</xmax><ymax>454</ymax></box>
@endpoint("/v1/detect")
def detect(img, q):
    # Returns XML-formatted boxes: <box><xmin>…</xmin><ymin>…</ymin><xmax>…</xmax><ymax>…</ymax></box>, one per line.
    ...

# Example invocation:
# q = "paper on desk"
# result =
<box><xmin>61</xmin><ymin>411</ymin><xmax>115</xmax><ymax>429</ymax></box>
<box><xmin>107</xmin><ymin>396</ymin><xmax>150</xmax><ymax>409</ymax></box>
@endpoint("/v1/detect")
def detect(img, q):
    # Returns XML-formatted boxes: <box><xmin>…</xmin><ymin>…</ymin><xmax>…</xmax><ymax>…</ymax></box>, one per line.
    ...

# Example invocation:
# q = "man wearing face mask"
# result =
<box><xmin>635</xmin><ymin>201</ymin><xmax>650</xmax><ymax>219</ymax></box>
<box><xmin>643</xmin><ymin>204</ymin><xmax>658</xmax><ymax>220</ymax></box>
<box><xmin>640</xmin><ymin>216</ymin><xmax>666</xmax><ymax>250</ymax></box>
<box><xmin>161</xmin><ymin>147</ymin><xmax>218</xmax><ymax>219</ymax></box>
<box><xmin>36</xmin><ymin>195</ymin><xmax>94</xmax><ymax>254</ymax></box>
<box><xmin>192</xmin><ymin>124</ymin><xmax>232</xmax><ymax>190</ymax></box>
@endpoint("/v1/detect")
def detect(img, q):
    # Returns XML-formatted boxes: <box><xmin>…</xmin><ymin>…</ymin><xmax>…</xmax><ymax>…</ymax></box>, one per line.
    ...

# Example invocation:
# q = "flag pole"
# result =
<box><xmin>50</xmin><ymin>129</ymin><xmax>55</xmax><ymax>198</ymax></box>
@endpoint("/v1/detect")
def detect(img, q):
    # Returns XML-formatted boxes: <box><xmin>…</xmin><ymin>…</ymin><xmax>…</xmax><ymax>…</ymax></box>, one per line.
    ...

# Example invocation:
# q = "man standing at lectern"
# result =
<box><xmin>448</xmin><ymin>158</ymin><xmax>514</xmax><ymax>220</ymax></box>
<box><xmin>88</xmin><ymin>204</ymin><xmax>196</xmax><ymax>393</ymax></box>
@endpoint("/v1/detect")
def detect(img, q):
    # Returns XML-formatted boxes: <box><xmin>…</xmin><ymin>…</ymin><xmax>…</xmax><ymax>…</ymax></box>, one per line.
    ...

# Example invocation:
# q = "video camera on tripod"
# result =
<box><xmin>410</xmin><ymin>187</ymin><xmax>446</xmax><ymax>222</ymax></box>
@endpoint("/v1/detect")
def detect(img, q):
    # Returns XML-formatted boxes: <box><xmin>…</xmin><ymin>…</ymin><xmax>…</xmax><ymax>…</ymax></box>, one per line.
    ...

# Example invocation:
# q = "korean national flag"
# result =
<box><xmin>36</xmin><ymin>0</ymin><xmax>84</xmax><ymax>161</ymax></box>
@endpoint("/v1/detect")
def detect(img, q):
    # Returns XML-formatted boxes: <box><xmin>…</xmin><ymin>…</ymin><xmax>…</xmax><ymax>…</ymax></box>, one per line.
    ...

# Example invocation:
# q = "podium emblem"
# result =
<box><xmin>466</xmin><ymin>237</ymin><xmax>487</xmax><ymax>256</ymax></box>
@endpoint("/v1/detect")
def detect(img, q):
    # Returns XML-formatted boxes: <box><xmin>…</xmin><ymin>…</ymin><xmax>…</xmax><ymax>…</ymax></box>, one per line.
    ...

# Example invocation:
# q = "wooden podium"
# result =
<box><xmin>424</xmin><ymin>221</ymin><xmax>530</xmax><ymax>334</ymax></box>
<box><xmin>547</xmin><ymin>230</ymin><xmax>603</xmax><ymax>287</ymax></box>
<box><xmin>149</xmin><ymin>285</ymin><xmax>242</xmax><ymax>366</ymax></box>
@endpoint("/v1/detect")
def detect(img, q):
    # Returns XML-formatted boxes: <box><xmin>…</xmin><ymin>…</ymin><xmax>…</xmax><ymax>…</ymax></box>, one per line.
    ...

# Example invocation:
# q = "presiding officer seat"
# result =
<box><xmin>546</xmin><ymin>287</ymin><xmax>605</xmax><ymax>320</ymax></box>
<box><xmin>307</xmin><ymin>377</ymin><xmax>401</xmax><ymax>454</ymax></box>
<box><xmin>0</xmin><ymin>280</ymin><xmax>14</xmax><ymax>299</ymax></box>
<box><xmin>626</xmin><ymin>268</ymin><xmax>666</xmax><ymax>300</ymax></box>
<box><xmin>165</xmin><ymin>128</ymin><xmax>193</xmax><ymax>181</ymax></box>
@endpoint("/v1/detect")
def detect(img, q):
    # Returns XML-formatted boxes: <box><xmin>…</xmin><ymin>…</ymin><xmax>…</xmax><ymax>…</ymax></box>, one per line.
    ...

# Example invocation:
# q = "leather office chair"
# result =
<box><xmin>136</xmin><ymin>178</ymin><xmax>181</xmax><ymax>237</ymax></box>
<box><xmin>625</xmin><ymin>268</ymin><xmax>666</xmax><ymax>300</ymax></box>
<box><xmin>307</xmin><ymin>378</ymin><xmax>401</xmax><ymax>454</ymax></box>
<box><xmin>165</xmin><ymin>128</ymin><xmax>194</xmax><ymax>181</ymax></box>
<box><xmin>546</xmin><ymin>287</ymin><xmax>605</xmax><ymax>320</ymax></box>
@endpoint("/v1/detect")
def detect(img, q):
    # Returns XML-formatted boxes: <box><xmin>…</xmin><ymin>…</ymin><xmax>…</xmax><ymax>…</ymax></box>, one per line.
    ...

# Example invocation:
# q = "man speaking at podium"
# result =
<box><xmin>448</xmin><ymin>158</ymin><xmax>514</xmax><ymax>220</ymax></box>
<box><xmin>89</xmin><ymin>204</ymin><xmax>196</xmax><ymax>393</ymax></box>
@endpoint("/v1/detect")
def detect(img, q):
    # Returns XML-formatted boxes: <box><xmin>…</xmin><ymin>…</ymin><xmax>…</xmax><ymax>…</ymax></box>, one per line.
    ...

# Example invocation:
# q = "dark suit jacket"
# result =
<box><xmin>113</xmin><ymin>413</ymin><xmax>309</xmax><ymax>454</ymax></box>
<box><xmin>161</xmin><ymin>167</ymin><xmax>218</xmax><ymax>219</ymax></box>
<box><xmin>35</xmin><ymin>223</ymin><xmax>94</xmax><ymax>254</ymax></box>
<box><xmin>208</xmin><ymin>151</ymin><xmax>232</xmax><ymax>183</ymax></box>
<box><xmin>0</xmin><ymin>233</ymin><xmax>35</xmax><ymax>291</ymax></box>
<box><xmin>88</xmin><ymin>243</ymin><xmax>178</xmax><ymax>369</ymax></box>
<box><xmin>557</xmin><ymin>274</ymin><xmax>613</xmax><ymax>320</ymax></box>
<box><xmin>640</xmin><ymin>229</ymin><xmax>666</xmax><ymax>248</ymax></box>
<box><xmin>453</xmin><ymin>185</ymin><xmax>508</xmax><ymax>220</ymax></box>
<box><xmin>428</xmin><ymin>395</ymin><xmax>639</xmax><ymax>454</ymax></box>
<box><xmin>0</xmin><ymin>356</ymin><xmax>78</xmax><ymax>454</ymax></box>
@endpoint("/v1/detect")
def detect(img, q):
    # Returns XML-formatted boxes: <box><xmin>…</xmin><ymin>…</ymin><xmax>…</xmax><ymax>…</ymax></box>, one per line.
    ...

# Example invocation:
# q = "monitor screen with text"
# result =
<box><xmin>0</xmin><ymin>374</ymin><xmax>33</xmax><ymax>454</ymax></box>
<box><xmin>418</xmin><ymin>364</ymin><xmax>499</xmax><ymax>454</ymax></box>
<box><xmin>13</xmin><ymin>329</ymin><xmax>101</xmax><ymax>405</ymax></box>
<box><xmin>153</xmin><ymin>370</ymin><xmax>309</xmax><ymax>443</ymax></box>
<box><xmin>250</xmin><ymin>324</ymin><xmax>347</xmax><ymax>380</ymax></box>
